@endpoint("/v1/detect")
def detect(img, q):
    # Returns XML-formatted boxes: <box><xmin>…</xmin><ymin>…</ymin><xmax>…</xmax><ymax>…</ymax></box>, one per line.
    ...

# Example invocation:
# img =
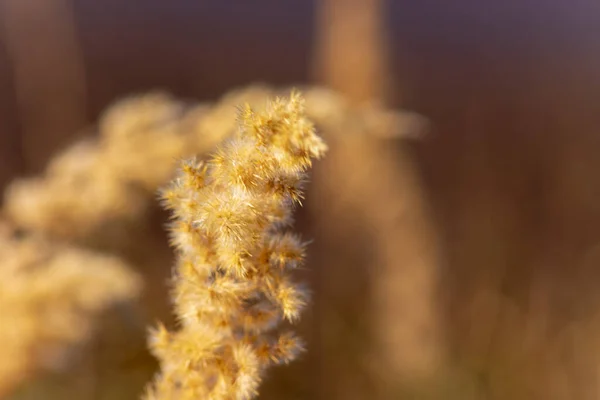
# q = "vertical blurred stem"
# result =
<box><xmin>0</xmin><ymin>0</ymin><xmax>91</xmax><ymax>394</ymax></box>
<box><xmin>311</xmin><ymin>1</ymin><xmax>445</xmax><ymax>399</ymax></box>
<box><xmin>312</xmin><ymin>0</ymin><xmax>393</xmax><ymax>104</ymax></box>
<box><xmin>0</xmin><ymin>38</ymin><xmax>23</xmax><ymax>191</ymax></box>
<box><xmin>0</xmin><ymin>0</ymin><xmax>87</xmax><ymax>173</ymax></box>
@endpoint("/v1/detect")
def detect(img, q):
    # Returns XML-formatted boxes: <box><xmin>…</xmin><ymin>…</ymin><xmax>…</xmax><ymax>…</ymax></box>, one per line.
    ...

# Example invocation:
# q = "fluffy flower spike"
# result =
<box><xmin>145</xmin><ymin>91</ymin><xmax>326</xmax><ymax>400</ymax></box>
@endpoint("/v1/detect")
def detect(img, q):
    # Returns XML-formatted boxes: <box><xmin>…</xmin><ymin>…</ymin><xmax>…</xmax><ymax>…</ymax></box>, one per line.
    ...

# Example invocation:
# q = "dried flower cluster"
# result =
<box><xmin>3</xmin><ymin>85</ymin><xmax>417</xmax><ymax>245</ymax></box>
<box><xmin>0</xmin><ymin>221</ymin><xmax>141</xmax><ymax>397</ymax></box>
<box><xmin>3</xmin><ymin>92</ymin><xmax>221</xmax><ymax>240</ymax></box>
<box><xmin>0</xmin><ymin>85</ymin><xmax>420</xmax><ymax>399</ymax></box>
<box><xmin>144</xmin><ymin>91</ymin><xmax>326</xmax><ymax>400</ymax></box>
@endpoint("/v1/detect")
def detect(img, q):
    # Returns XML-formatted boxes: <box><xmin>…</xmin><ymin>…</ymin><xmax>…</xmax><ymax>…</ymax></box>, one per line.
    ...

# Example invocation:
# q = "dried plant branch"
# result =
<box><xmin>1</xmin><ymin>85</ymin><xmax>423</xmax><ymax>399</ymax></box>
<box><xmin>3</xmin><ymin>85</ymin><xmax>418</xmax><ymax>246</ymax></box>
<box><xmin>144</xmin><ymin>91</ymin><xmax>326</xmax><ymax>400</ymax></box>
<box><xmin>0</xmin><ymin>222</ymin><xmax>141</xmax><ymax>397</ymax></box>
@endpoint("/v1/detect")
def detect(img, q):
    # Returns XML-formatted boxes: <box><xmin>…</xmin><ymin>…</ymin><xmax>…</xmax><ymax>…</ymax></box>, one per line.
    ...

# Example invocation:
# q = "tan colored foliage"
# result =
<box><xmin>145</xmin><ymin>92</ymin><xmax>326</xmax><ymax>400</ymax></box>
<box><xmin>0</xmin><ymin>222</ymin><xmax>141</xmax><ymax>397</ymax></box>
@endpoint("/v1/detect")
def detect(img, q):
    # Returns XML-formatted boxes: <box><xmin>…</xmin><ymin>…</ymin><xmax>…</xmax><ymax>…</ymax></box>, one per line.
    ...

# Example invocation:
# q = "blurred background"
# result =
<box><xmin>1</xmin><ymin>0</ymin><xmax>600</xmax><ymax>399</ymax></box>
